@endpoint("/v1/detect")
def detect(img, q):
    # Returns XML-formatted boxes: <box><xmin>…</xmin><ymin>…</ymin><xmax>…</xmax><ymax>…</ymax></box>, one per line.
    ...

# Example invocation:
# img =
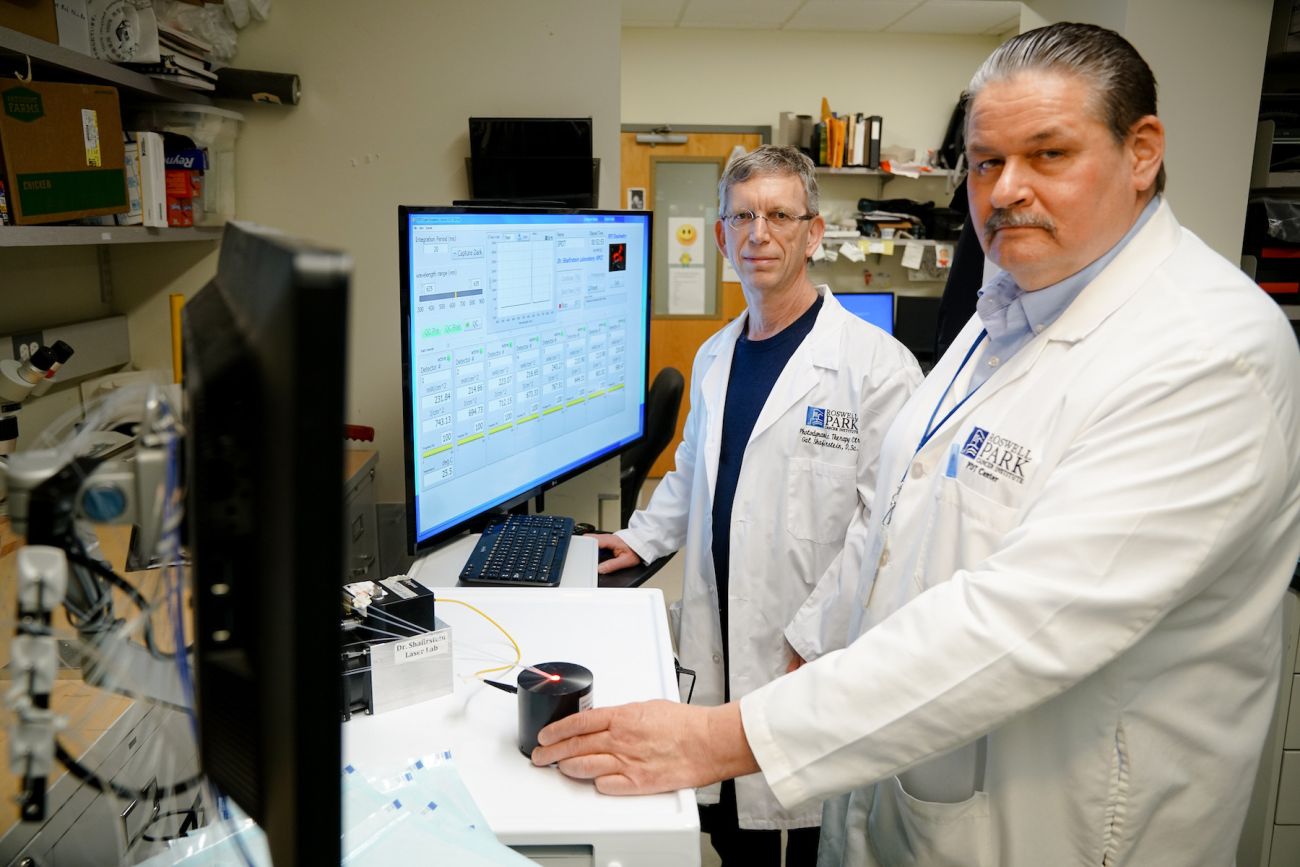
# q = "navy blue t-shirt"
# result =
<box><xmin>711</xmin><ymin>295</ymin><xmax>823</xmax><ymax>691</ymax></box>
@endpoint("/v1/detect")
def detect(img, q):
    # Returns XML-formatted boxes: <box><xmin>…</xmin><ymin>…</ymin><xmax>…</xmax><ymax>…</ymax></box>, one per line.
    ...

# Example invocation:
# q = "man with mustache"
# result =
<box><xmin>534</xmin><ymin>22</ymin><xmax>1300</xmax><ymax>867</ymax></box>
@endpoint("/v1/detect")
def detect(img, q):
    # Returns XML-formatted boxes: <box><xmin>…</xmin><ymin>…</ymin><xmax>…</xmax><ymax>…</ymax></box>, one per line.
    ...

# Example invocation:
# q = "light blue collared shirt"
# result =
<box><xmin>966</xmin><ymin>195</ymin><xmax>1161</xmax><ymax>393</ymax></box>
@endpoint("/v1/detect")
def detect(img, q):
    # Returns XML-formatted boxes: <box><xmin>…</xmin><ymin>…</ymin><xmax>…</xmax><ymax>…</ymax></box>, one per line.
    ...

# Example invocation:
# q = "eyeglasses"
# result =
<box><xmin>722</xmin><ymin>209</ymin><xmax>817</xmax><ymax>231</ymax></box>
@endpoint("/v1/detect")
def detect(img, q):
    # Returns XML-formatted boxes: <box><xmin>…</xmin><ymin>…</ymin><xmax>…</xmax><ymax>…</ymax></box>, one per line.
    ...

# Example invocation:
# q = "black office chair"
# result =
<box><xmin>619</xmin><ymin>366</ymin><xmax>685</xmax><ymax>529</ymax></box>
<box><xmin>595</xmin><ymin>366</ymin><xmax>685</xmax><ymax>589</ymax></box>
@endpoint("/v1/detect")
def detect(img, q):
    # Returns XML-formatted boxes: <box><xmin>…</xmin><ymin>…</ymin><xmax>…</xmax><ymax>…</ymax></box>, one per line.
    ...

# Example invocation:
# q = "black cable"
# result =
<box><xmin>63</xmin><ymin>549</ymin><xmax>192</xmax><ymax>660</ymax></box>
<box><xmin>62</xmin><ymin>533</ymin><xmax>115</xmax><ymax>635</ymax></box>
<box><xmin>675</xmin><ymin>659</ymin><xmax>696</xmax><ymax>704</ymax></box>
<box><xmin>55</xmin><ymin>741</ymin><xmax>202</xmax><ymax>801</ymax></box>
<box><xmin>64</xmin><ymin>549</ymin><xmax>150</xmax><ymax>613</ymax></box>
<box><xmin>65</xmin><ymin>548</ymin><xmax>112</xmax><ymax>625</ymax></box>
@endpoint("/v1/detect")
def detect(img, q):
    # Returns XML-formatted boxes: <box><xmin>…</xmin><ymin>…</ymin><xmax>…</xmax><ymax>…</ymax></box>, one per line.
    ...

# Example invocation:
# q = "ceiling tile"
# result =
<box><xmin>678</xmin><ymin>0</ymin><xmax>807</xmax><ymax>29</ymax></box>
<box><xmin>983</xmin><ymin>13</ymin><xmax>1021</xmax><ymax>36</ymax></box>
<box><xmin>887</xmin><ymin>0</ymin><xmax>1023</xmax><ymax>35</ymax></box>
<box><xmin>784</xmin><ymin>0</ymin><xmax>922</xmax><ymax>32</ymax></box>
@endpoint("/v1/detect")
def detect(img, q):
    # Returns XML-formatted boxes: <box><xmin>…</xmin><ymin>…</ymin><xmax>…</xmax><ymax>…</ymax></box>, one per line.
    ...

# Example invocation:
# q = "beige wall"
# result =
<box><xmin>1023</xmin><ymin>0</ymin><xmax>1272</xmax><ymax>258</ymax></box>
<box><xmin>622</xmin><ymin>27</ymin><xmax>1003</xmax><ymax>155</ymax></box>
<box><xmin>116</xmin><ymin>0</ymin><xmax>624</xmax><ymax>504</ymax></box>
<box><xmin>0</xmin><ymin>247</ymin><xmax>112</xmax><ymax>334</ymax></box>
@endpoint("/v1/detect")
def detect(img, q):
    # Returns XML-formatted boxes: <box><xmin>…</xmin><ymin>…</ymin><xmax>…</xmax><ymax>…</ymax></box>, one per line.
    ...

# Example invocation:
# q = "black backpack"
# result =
<box><xmin>937</xmin><ymin>92</ymin><xmax>969</xmax><ymax>172</ymax></box>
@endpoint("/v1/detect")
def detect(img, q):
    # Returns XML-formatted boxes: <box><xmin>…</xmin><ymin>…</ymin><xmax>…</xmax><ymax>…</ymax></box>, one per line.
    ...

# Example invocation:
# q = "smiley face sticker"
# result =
<box><xmin>668</xmin><ymin>217</ymin><xmax>705</xmax><ymax>270</ymax></box>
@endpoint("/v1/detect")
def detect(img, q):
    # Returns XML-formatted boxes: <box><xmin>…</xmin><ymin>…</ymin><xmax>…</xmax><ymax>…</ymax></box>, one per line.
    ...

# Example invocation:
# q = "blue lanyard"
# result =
<box><xmin>881</xmin><ymin>329</ymin><xmax>987</xmax><ymax>527</ymax></box>
<box><xmin>916</xmin><ymin>329</ymin><xmax>988</xmax><ymax>456</ymax></box>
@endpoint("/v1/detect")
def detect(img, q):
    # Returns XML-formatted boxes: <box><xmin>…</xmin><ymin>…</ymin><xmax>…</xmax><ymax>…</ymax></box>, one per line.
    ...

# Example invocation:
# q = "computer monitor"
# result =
<box><xmin>398</xmin><ymin>206</ymin><xmax>652</xmax><ymax>553</ymax></box>
<box><xmin>468</xmin><ymin>118</ymin><xmax>596</xmax><ymax>209</ymax></box>
<box><xmin>894</xmin><ymin>294</ymin><xmax>943</xmax><ymax>365</ymax></box>
<box><xmin>838</xmin><ymin>291</ymin><xmax>894</xmax><ymax>334</ymax></box>
<box><xmin>183</xmin><ymin>221</ymin><xmax>351</xmax><ymax>866</ymax></box>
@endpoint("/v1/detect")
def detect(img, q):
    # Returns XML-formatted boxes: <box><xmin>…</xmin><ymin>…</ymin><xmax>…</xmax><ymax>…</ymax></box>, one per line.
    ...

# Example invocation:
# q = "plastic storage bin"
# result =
<box><xmin>131</xmin><ymin>103</ymin><xmax>244</xmax><ymax>225</ymax></box>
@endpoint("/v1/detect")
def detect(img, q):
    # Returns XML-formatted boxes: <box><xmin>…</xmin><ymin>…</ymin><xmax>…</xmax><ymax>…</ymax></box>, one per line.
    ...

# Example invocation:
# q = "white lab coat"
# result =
<box><xmin>745</xmin><ymin>202</ymin><xmax>1300</xmax><ymax>865</ymax></box>
<box><xmin>618</xmin><ymin>286</ymin><xmax>921</xmax><ymax>830</ymax></box>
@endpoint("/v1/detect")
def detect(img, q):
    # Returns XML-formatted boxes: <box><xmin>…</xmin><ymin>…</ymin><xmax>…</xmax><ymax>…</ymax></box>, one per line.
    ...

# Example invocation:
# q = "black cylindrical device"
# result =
<box><xmin>213</xmin><ymin>68</ymin><xmax>301</xmax><ymax>105</ymax></box>
<box><xmin>517</xmin><ymin>661</ymin><xmax>593</xmax><ymax>757</ymax></box>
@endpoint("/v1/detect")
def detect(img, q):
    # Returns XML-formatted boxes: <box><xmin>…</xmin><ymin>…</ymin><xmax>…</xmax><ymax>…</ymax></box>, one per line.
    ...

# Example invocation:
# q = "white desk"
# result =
<box><xmin>343</xmin><ymin>587</ymin><xmax>699</xmax><ymax>867</ymax></box>
<box><xmin>409</xmin><ymin>533</ymin><xmax>599</xmax><ymax>589</ymax></box>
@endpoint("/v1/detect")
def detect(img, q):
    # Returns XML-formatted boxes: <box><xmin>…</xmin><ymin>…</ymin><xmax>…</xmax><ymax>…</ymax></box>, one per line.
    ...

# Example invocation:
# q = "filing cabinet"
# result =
<box><xmin>344</xmin><ymin>449</ymin><xmax>379</xmax><ymax>583</ymax></box>
<box><xmin>1241</xmin><ymin>587</ymin><xmax>1300</xmax><ymax>867</ymax></box>
<box><xmin>0</xmin><ymin>703</ymin><xmax>204</xmax><ymax>865</ymax></box>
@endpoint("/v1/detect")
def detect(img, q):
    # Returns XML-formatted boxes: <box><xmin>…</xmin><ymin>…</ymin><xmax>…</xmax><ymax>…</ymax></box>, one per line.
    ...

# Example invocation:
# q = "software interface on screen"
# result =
<box><xmin>838</xmin><ymin>292</ymin><xmax>894</xmax><ymax>334</ymax></box>
<box><xmin>403</xmin><ymin>210</ymin><xmax>650</xmax><ymax>546</ymax></box>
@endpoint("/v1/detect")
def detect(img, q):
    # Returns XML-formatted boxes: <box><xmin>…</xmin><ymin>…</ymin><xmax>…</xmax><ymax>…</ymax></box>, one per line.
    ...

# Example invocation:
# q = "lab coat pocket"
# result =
<box><xmin>914</xmin><ymin>476</ymin><xmax>1019</xmax><ymax>592</ymax></box>
<box><xmin>867</xmin><ymin>775</ymin><xmax>996</xmax><ymax>867</ymax></box>
<box><xmin>786</xmin><ymin>457</ymin><xmax>859</xmax><ymax>545</ymax></box>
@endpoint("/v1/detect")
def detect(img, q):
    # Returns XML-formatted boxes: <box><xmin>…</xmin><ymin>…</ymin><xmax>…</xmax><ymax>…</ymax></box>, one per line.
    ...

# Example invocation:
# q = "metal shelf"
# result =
<box><xmin>1252</xmin><ymin>174</ymin><xmax>1300</xmax><ymax>190</ymax></box>
<box><xmin>0</xmin><ymin>25</ymin><xmax>211</xmax><ymax>105</ymax></box>
<box><xmin>0</xmin><ymin>29</ymin><xmax>234</xmax><ymax>248</ymax></box>
<box><xmin>816</xmin><ymin>166</ymin><xmax>955</xmax><ymax>178</ymax></box>
<box><xmin>0</xmin><ymin>225</ymin><xmax>224</xmax><ymax>247</ymax></box>
<box><xmin>822</xmin><ymin>234</ymin><xmax>948</xmax><ymax>248</ymax></box>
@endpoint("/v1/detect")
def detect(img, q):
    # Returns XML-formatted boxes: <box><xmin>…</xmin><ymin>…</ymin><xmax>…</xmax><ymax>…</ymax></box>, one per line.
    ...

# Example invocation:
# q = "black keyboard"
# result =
<box><xmin>459</xmin><ymin>514</ymin><xmax>575</xmax><ymax>587</ymax></box>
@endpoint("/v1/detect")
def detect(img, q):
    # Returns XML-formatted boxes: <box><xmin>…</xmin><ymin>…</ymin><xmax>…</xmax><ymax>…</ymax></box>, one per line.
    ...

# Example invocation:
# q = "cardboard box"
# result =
<box><xmin>0</xmin><ymin>79</ymin><xmax>128</xmax><ymax>224</ymax></box>
<box><xmin>0</xmin><ymin>0</ymin><xmax>58</xmax><ymax>44</ymax></box>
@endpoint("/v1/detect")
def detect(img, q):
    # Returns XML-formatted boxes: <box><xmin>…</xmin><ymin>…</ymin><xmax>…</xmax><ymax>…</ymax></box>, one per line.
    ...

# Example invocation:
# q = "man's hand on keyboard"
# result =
<box><xmin>591</xmin><ymin>533</ymin><xmax>641</xmax><ymax>574</ymax></box>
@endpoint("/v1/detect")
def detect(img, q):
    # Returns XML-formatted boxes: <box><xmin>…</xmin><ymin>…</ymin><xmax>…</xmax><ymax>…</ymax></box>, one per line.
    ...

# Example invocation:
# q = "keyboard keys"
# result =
<box><xmin>459</xmin><ymin>514</ymin><xmax>574</xmax><ymax>587</ymax></box>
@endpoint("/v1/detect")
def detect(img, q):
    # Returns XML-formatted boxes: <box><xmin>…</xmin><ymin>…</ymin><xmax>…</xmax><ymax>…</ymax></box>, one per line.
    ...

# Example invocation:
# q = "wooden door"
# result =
<box><xmin>621</xmin><ymin>129</ymin><xmax>763</xmax><ymax>478</ymax></box>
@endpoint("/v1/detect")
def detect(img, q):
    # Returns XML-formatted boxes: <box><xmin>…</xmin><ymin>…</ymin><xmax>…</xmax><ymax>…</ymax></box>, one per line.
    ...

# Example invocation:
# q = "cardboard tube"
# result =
<box><xmin>170</xmin><ymin>293</ymin><xmax>185</xmax><ymax>383</ymax></box>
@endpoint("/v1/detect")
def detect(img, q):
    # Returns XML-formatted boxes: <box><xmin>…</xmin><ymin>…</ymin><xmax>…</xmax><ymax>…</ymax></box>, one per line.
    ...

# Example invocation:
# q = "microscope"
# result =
<box><xmin>3</xmin><ymin>384</ymin><xmax>193</xmax><ymax>823</ymax></box>
<box><xmin>0</xmin><ymin>341</ymin><xmax>75</xmax><ymax>509</ymax></box>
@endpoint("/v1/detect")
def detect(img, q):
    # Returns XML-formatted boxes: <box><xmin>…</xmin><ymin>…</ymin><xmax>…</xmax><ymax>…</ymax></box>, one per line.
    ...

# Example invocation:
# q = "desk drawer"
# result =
<box><xmin>1280</xmin><ymin>751</ymin><xmax>1300</xmax><ymax>825</ymax></box>
<box><xmin>1271</xmin><ymin>825</ymin><xmax>1300</xmax><ymax>867</ymax></box>
<box><xmin>1287</xmin><ymin>675</ymin><xmax>1300</xmax><ymax>751</ymax></box>
<box><xmin>513</xmin><ymin>844</ymin><xmax>594</xmax><ymax>866</ymax></box>
<box><xmin>4</xmin><ymin>706</ymin><xmax>203</xmax><ymax>866</ymax></box>
<box><xmin>344</xmin><ymin>451</ymin><xmax>379</xmax><ymax>583</ymax></box>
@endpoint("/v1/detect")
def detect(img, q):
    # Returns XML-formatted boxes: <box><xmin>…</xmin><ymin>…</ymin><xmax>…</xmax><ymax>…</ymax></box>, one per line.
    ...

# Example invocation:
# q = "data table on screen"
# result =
<box><xmin>401</xmin><ymin>210</ymin><xmax>651</xmax><ymax>546</ymax></box>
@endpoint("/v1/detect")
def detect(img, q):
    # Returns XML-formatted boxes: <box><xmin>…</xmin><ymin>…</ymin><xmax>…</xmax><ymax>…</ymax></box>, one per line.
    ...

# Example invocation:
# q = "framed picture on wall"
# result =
<box><xmin>627</xmin><ymin>187</ymin><xmax>646</xmax><ymax>210</ymax></box>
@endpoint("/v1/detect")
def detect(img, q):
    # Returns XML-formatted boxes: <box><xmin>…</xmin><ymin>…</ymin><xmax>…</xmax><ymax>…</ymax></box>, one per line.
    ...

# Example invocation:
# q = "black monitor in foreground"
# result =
<box><xmin>183</xmin><ymin>221</ymin><xmax>351</xmax><ymax>866</ymax></box>
<box><xmin>399</xmin><ymin>206</ymin><xmax>652</xmax><ymax>553</ymax></box>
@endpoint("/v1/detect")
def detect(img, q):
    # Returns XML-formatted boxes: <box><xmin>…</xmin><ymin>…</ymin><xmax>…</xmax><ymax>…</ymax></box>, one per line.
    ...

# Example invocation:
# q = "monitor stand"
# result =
<box><xmin>467</xmin><ymin>498</ymin><xmax>534</xmax><ymax>536</ymax></box>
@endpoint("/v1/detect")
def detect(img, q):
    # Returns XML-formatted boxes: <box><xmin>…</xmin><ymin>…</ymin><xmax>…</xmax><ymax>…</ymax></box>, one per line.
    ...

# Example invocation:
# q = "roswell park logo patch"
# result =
<box><xmin>805</xmin><ymin>406</ymin><xmax>857</xmax><ymax>431</ymax></box>
<box><xmin>960</xmin><ymin>426</ymin><xmax>1031</xmax><ymax>484</ymax></box>
<box><xmin>801</xmin><ymin>406</ymin><xmax>860</xmax><ymax>450</ymax></box>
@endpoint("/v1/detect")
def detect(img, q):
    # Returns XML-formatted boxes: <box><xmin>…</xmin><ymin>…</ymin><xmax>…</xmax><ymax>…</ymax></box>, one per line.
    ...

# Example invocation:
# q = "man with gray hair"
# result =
<box><xmin>591</xmin><ymin>144</ymin><xmax>920</xmax><ymax>864</ymax></box>
<box><xmin>536</xmin><ymin>23</ymin><xmax>1300</xmax><ymax>867</ymax></box>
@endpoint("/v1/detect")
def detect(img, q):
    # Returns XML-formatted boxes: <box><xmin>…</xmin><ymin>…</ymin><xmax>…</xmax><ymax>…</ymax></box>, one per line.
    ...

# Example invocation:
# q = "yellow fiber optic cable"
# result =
<box><xmin>436</xmin><ymin>597</ymin><xmax>522</xmax><ymax>679</ymax></box>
